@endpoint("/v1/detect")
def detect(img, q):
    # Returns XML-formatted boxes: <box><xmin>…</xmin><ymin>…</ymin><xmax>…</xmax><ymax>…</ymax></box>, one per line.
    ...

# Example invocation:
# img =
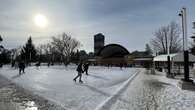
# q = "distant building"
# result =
<box><xmin>153</xmin><ymin>53</ymin><xmax>195</xmax><ymax>73</ymax></box>
<box><xmin>128</xmin><ymin>51</ymin><xmax>153</xmax><ymax>67</ymax></box>
<box><xmin>131</xmin><ymin>51</ymin><xmax>152</xmax><ymax>58</ymax></box>
<box><xmin>94</xmin><ymin>33</ymin><xmax>105</xmax><ymax>56</ymax></box>
<box><xmin>79</xmin><ymin>50</ymin><xmax>88</xmax><ymax>61</ymax></box>
<box><xmin>91</xmin><ymin>33</ymin><xmax>153</xmax><ymax>67</ymax></box>
<box><xmin>96</xmin><ymin>44</ymin><xmax>129</xmax><ymax>65</ymax></box>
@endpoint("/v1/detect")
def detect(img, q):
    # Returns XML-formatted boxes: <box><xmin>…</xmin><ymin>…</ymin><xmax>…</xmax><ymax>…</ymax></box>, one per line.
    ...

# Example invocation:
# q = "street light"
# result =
<box><xmin>179</xmin><ymin>7</ymin><xmax>191</xmax><ymax>82</ymax></box>
<box><xmin>179</xmin><ymin>11</ymin><xmax>185</xmax><ymax>51</ymax></box>
<box><xmin>167</xmin><ymin>39</ymin><xmax>171</xmax><ymax>77</ymax></box>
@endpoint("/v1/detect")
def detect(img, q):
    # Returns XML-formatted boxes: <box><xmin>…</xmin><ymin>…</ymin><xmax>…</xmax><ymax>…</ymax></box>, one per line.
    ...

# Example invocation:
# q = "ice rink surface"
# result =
<box><xmin>0</xmin><ymin>65</ymin><xmax>140</xmax><ymax>110</ymax></box>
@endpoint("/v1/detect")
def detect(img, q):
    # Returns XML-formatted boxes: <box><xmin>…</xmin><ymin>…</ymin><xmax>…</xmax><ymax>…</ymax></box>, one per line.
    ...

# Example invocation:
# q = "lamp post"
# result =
<box><xmin>179</xmin><ymin>7</ymin><xmax>190</xmax><ymax>82</ymax></box>
<box><xmin>167</xmin><ymin>40</ymin><xmax>171</xmax><ymax>77</ymax></box>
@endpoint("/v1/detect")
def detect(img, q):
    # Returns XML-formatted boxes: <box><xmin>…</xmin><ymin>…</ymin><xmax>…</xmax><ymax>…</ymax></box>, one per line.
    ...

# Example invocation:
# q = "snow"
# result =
<box><xmin>0</xmin><ymin>65</ymin><xmax>140</xmax><ymax>110</ymax></box>
<box><xmin>95</xmin><ymin>70</ymin><xmax>140</xmax><ymax>110</ymax></box>
<box><xmin>1</xmin><ymin>65</ymin><xmax>195</xmax><ymax>110</ymax></box>
<box><xmin>109</xmin><ymin>71</ymin><xmax>195</xmax><ymax>110</ymax></box>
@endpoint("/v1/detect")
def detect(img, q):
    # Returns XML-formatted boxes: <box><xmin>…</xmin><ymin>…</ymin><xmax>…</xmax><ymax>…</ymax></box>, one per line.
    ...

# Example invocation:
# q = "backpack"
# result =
<box><xmin>76</xmin><ymin>64</ymin><xmax>82</xmax><ymax>72</ymax></box>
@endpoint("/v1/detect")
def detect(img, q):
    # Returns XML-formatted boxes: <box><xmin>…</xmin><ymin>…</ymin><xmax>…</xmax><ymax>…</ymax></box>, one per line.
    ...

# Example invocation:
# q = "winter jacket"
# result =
<box><xmin>84</xmin><ymin>64</ymin><xmax>89</xmax><ymax>71</ymax></box>
<box><xmin>76</xmin><ymin>64</ymin><xmax>83</xmax><ymax>73</ymax></box>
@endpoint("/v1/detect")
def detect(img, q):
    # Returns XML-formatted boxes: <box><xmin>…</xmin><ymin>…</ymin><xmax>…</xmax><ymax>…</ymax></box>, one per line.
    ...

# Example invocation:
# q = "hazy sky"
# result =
<box><xmin>0</xmin><ymin>0</ymin><xmax>195</xmax><ymax>52</ymax></box>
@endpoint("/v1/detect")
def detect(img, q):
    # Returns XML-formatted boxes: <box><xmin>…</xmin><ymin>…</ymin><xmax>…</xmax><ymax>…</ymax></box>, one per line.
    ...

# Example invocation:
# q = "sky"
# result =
<box><xmin>0</xmin><ymin>0</ymin><xmax>195</xmax><ymax>53</ymax></box>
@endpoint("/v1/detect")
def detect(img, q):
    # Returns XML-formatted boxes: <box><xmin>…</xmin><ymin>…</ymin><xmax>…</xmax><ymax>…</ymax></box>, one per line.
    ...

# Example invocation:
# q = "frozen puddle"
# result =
<box><xmin>0</xmin><ymin>83</ymin><xmax>38</xmax><ymax>110</ymax></box>
<box><xmin>0</xmin><ymin>65</ymin><xmax>140</xmax><ymax>110</ymax></box>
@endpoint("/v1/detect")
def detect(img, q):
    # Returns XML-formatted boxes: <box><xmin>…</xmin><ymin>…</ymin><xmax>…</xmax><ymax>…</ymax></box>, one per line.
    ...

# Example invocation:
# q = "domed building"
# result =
<box><xmin>96</xmin><ymin>44</ymin><xmax>130</xmax><ymax>65</ymax></box>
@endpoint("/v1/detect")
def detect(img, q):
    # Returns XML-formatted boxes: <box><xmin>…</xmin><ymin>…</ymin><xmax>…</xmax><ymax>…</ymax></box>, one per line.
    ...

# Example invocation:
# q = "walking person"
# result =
<box><xmin>19</xmin><ymin>60</ymin><xmax>25</xmax><ymax>75</ymax></box>
<box><xmin>73</xmin><ymin>62</ymin><xmax>84</xmax><ymax>83</ymax></box>
<box><xmin>120</xmin><ymin>63</ymin><xmax>123</xmax><ymax>70</ymax></box>
<box><xmin>84</xmin><ymin>63</ymin><xmax>89</xmax><ymax>75</ymax></box>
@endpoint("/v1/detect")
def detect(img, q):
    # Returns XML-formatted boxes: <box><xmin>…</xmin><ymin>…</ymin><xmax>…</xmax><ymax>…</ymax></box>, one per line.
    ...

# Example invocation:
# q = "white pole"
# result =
<box><xmin>181</xmin><ymin>7</ymin><xmax>190</xmax><ymax>81</ymax></box>
<box><xmin>167</xmin><ymin>39</ymin><xmax>170</xmax><ymax>55</ymax></box>
<box><xmin>183</xmin><ymin>7</ymin><xmax>188</xmax><ymax>51</ymax></box>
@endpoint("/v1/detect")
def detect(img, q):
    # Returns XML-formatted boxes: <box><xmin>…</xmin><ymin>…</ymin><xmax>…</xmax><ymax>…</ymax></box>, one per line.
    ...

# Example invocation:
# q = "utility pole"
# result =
<box><xmin>167</xmin><ymin>39</ymin><xmax>171</xmax><ymax>77</ymax></box>
<box><xmin>179</xmin><ymin>7</ymin><xmax>190</xmax><ymax>81</ymax></box>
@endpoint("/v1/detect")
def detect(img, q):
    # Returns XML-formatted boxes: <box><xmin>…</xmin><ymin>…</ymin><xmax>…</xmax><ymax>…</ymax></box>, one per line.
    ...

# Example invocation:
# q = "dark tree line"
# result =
<box><xmin>0</xmin><ymin>32</ymin><xmax>83</xmax><ymax>66</ymax></box>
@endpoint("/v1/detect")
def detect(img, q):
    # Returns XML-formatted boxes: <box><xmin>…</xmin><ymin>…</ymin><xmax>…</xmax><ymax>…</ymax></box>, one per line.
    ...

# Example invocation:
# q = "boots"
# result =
<box><xmin>79</xmin><ymin>80</ymin><xmax>83</xmax><ymax>83</ymax></box>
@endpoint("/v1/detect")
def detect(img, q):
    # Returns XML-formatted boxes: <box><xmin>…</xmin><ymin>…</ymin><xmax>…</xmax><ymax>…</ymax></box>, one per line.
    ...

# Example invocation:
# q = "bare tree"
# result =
<box><xmin>150</xmin><ymin>22</ymin><xmax>182</xmax><ymax>54</ymax></box>
<box><xmin>145</xmin><ymin>43</ymin><xmax>153</xmax><ymax>56</ymax></box>
<box><xmin>36</xmin><ymin>45</ymin><xmax>43</xmax><ymax>56</ymax></box>
<box><xmin>51</xmin><ymin>33</ymin><xmax>81</xmax><ymax>65</ymax></box>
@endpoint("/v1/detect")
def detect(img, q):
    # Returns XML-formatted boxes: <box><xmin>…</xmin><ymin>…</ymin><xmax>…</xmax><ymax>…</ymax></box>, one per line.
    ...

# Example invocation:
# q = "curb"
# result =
<box><xmin>94</xmin><ymin>69</ymin><xmax>141</xmax><ymax>110</ymax></box>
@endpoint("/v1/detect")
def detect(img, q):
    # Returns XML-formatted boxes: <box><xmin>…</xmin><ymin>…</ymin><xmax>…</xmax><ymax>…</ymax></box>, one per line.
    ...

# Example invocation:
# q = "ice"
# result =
<box><xmin>0</xmin><ymin>65</ymin><xmax>139</xmax><ymax>110</ymax></box>
<box><xmin>2</xmin><ymin>65</ymin><xmax>195</xmax><ymax>110</ymax></box>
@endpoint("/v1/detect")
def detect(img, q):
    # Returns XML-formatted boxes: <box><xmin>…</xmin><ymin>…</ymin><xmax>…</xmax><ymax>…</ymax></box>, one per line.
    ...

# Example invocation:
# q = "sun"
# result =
<box><xmin>34</xmin><ymin>14</ymin><xmax>48</xmax><ymax>28</ymax></box>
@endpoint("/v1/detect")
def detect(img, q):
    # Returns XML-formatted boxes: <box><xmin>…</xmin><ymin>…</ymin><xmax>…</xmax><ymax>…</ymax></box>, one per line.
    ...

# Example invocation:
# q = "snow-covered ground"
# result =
<box><xmin>1</xmin><ymin>65</ymin><xmax>195</xmax><ymax>110</ymax></box>
<box><xmin>109</xmin><ymin>71</ymin><xmax>195</xmax><ymax>110</ymax></box>
<box><xmin>0</xmin><ymin>65</ymin><xmax>140</xmax><ymax>110</ymax></box>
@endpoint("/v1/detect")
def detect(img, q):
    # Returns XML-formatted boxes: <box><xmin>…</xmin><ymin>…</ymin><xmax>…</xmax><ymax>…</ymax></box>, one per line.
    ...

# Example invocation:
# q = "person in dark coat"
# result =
<box><xmin>120</xmin><ymin>63</ymin><xmax>123</xmax><ymax>70</ymax></box>
<box><xmin>35</xmin><ymin>62</ymin><xmax>41</xmax><ymax>69</ymax></box>
<box><xmin>84</xmin><ymin>63</ymin><xmax>89</xmax><ymax>75</ymax></box>
<box><xmin>19</xmin><ymin>61</ymin><xmax>25</xmax><ymax>74</ymax></box>
<box><xmin>73</xmin><ymin>62</ymin><xmax>84</xmax><ymax>83</ymax></box>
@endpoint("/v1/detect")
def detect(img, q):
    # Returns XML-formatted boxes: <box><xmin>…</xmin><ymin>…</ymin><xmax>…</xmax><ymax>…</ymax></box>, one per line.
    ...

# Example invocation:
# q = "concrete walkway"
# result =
<box><xmin>109</xmin><ymin>70</ymin><xmax>195</xmax><ymax>110</ymax></box>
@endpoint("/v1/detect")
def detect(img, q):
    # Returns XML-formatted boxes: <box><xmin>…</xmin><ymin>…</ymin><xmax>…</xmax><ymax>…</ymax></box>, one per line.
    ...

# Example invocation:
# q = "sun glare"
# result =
<box><xmin>34</xmin><ymin>14</ymin><xmax>48</xmax><ymax>28</ymax></box>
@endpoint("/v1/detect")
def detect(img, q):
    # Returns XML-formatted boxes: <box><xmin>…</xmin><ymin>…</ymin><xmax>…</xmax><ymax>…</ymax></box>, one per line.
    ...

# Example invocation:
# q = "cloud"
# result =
<box><xmin>0</xmin><ymin>0</ymin><xmax>195</xmax><ymax>52</ymax></box>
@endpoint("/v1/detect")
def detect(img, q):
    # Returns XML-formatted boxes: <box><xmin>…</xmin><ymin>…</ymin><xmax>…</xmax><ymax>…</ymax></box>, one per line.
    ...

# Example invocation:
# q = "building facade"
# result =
<box><xmin>96</xmin><ymin>44</ymin><xmax>130</xmax><ymax>65</ymax></box>
<box><xmin>94</xmin><ymin>33</ymin><xmax>105</xmax><ymax>56</ymax></box>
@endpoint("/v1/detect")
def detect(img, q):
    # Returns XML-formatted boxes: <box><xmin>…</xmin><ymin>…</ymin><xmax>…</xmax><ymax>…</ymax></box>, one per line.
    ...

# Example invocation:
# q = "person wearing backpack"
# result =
<box><xmin>73</xmin><ymin>62</ymin><xmax>84</xmax><ymax>83</ymax></box>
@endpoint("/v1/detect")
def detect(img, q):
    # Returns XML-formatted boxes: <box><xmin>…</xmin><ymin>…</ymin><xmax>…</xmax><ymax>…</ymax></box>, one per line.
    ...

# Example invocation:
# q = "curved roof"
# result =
<box><xmin>97</xmin><ymin>44</ymin><xmax>129</xmax><ymax>58</ymax></box>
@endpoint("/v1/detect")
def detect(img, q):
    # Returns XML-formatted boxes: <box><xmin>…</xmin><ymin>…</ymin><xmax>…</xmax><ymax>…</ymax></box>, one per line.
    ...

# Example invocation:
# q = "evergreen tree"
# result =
<box><xmin>0</xmin><ymin>35</ymin><xmax>2</xmax><ymax>42</ymax></box>
<box><xmin>0</xmin><ymin>35</ymin><xmax>3</xmax><ymax>49</ymax></box>
<box><xmin>0</xmin><ymin>35</ymin><xmax>3</xmax><ymax>65</ymax></box>
<box><xmin>22</xmin><ymin>36</ymin><xmax>37</xmax><ymax>63</ymax></box>
<box><xmin>0</xmin><ymin>36</ymin><xmax>10</xmax><ymax>65</ymax></box>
